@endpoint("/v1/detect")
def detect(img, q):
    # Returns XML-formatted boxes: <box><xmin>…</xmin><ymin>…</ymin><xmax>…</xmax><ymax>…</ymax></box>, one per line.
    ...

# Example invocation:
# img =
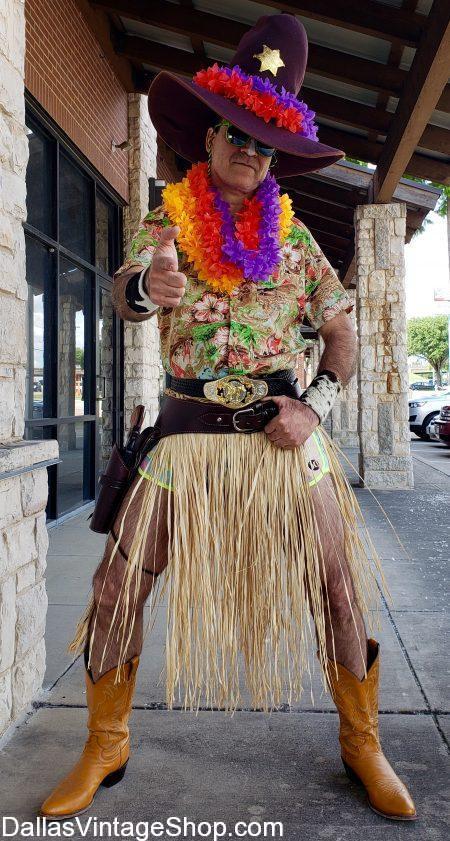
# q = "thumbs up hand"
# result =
<box><xmin>145</xmin><ymin>225</ymin><xmax>187</xmax><ymax>307</ymax></box>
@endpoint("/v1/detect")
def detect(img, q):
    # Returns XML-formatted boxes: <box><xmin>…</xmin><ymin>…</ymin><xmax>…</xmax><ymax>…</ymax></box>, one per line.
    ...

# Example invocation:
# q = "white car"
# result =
<box><xmin>426</xmin><ymin>418</ymin><xmax>441</xmax><ymax>442</ymax></box>
<box><xmin>409</xmin><ymin>390</ymin><xmax>450</xmax><ymax>440</ymax></box>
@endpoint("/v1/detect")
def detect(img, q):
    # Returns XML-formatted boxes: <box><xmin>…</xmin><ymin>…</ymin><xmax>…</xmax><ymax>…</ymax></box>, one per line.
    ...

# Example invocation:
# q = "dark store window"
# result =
<box><xmin>24</xmin><ymin>109</ymin><xmax>123</xmax><ymax>520</ymax></box>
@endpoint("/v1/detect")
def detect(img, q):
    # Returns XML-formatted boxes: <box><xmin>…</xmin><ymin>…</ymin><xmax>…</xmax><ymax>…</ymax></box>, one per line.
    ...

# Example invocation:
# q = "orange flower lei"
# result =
<box><xmin>162</xmin><ymin>162</ymin><xmax>294</xmax><ymax>294</ymax></box>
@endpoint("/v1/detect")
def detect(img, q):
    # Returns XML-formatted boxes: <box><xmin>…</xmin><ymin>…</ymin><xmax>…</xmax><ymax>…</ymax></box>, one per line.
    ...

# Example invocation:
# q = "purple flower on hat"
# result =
<box><xmin>194</xmin><ymin>64</ymin><xmax>318</xmax><ymax>141</ymax></box>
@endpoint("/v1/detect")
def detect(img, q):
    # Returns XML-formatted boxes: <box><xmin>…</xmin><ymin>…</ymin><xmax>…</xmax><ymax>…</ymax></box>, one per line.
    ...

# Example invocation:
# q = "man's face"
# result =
<box><xmin>206</xmin><ymin>123</ymin><xmax>272</xmax><ymax>193</ymax></box>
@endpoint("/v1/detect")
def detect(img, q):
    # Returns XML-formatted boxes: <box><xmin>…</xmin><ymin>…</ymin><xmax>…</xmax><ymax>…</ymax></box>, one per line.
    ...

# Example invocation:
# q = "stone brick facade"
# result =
<box><xmin>0</xmin><ymin>0</ymin><xmax>57</xmax><ymax>736</ymax></box>
<box><xmin>355</xmin><ymin>203</ymin><xmax>413</xmax><ymax>489</ymax></box>
<box><xmin>122</xmin><ymin>94</ymin><xmax>163</xmax><ymax>432</ymax></box>
<box><xmin>330</xmin><ymin>290</ymin><xmax>359</xmax><ymax>448</ymax></box>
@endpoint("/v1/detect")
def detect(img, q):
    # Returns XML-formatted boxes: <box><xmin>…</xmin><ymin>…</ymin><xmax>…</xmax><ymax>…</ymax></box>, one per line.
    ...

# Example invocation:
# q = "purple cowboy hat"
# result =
<box><xmin>148</xmin><ymin>14</ymin><xmax>344</xmax><ymax>178</ymax></box>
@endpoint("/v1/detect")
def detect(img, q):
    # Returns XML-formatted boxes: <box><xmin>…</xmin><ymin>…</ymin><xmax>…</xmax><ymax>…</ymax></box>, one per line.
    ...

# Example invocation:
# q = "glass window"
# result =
<box><xmin>96</xmin><ymin>194</ymin><xmax>115</xmax><ymax>275</ymax></box>
<box><xmin>98</xmin><ymin>287</ymin><xmax>115</xmax><ymax>475</ymax></box>
<box><xmin>25</xmin><ymin>236</ymin><xmax>55</xmax><ymax>419</ymax></box>
<box><xmin>25</xmin><ymin>123</ymin><xmax>55</xmax><ymax>237</ymax></box>
<box><xmin>59</xmin><ymin>153</ymin><xmax>93</xmax><ymax>261</ymax></box>
<box><xmin>24</xmin><ymin>107</ymin><xmax>123</xmax><ymax>520</ymax></box>
<box><xmin>24</xmin><ymin>424</ymin><xmax>56</xmax><ymax>445</ymax></box>
<box><xmin>58</xmin><ymin>258</ymin><xmax>93</xmax><ymax>417</ymax></box>
<box><xmin>57</xmin><ymin>421</ymin><xmax>93</xmax><ymax>513</ymax></box>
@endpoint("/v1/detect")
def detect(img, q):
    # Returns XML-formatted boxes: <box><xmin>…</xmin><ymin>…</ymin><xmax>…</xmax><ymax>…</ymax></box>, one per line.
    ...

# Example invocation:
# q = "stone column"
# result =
<box><xmin>122</xmin><ymin>94</ymin><xmax>163</xmax><ymax>433</ymax></box>
<box><xmin>307</xmin><ymin>340</ymin><xmax>321</xmax><ymax>383</ymax></box>
<box><xmin>331</xmin><ymin>290</ymin><xmax>359</xmax><ymax>447</ymax></box>
<box><xmin>0</xmin><ymin>0</ymin><xmax>58</xmax><ymax>736</ymax></box>
<box><xmin>355</xmin><ymin>203</ymin><xmax>413</xmax><ymax>489</ymax></box>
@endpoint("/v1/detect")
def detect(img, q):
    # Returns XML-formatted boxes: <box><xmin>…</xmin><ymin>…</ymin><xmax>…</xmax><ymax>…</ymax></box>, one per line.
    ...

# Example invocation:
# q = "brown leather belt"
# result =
<box><xmin>154</xmin><ymin>376</ymin><xmax>302</xmax><ymax>436</ymax></box>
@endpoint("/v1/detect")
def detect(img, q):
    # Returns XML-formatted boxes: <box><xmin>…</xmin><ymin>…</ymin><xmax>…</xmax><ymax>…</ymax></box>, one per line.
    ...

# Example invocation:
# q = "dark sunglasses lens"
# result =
<box><xmin>225</xmin><ymin>123</ymin><xmax>275</xmax><ymax>157</ymax></box>
<box><xmin>256</xmin><ymin>144</ymin><xmax>276</xmax><ymax>157</ymax></box>
<box><xmin>226</xmin><ymin>125</ymin><xmax>249</xmax><ymax>146</ymax></box>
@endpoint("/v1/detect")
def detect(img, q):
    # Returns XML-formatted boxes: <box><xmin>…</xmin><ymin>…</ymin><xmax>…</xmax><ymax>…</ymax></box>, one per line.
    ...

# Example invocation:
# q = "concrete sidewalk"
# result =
<box><xmin>0</xmin><ymin>442</ymin><xmax>449</xmax><ymax>839</ymax></box>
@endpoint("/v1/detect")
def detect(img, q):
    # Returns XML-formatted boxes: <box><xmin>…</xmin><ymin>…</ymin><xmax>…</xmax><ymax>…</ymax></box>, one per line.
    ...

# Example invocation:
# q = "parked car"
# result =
<box><xmin>435</xmin><ymin>405</ymin><xmax>450</xmax><ymax>447</ymax></box>
<box><xmin>410</xmin><ymin>381</ymin><xmax>435</xmax><ymax>391</ymax></box>
<box><xmin>426</xmin><ymin>418</ymin><xmax>441</xmax><ymax>441</ymax></box>
<box><xmin>409</xmin><ymin>391</ymin><xmax>450</xmax><ymax>440</ymax></box>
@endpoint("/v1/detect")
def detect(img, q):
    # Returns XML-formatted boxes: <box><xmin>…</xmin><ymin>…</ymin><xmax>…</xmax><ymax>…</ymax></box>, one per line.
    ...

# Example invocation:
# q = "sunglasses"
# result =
<box><xmin>215</xmin><ymin>119</ymin><xmax>276</xmax><ymax>158</ymax></box>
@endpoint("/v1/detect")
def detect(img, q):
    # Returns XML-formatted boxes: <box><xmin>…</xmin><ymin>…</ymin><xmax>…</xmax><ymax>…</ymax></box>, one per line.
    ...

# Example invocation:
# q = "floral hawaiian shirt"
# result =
<box><xmin>113</xmin><ymin>205</ymin><xmax>353</xmax><ymax>379</ymax></box>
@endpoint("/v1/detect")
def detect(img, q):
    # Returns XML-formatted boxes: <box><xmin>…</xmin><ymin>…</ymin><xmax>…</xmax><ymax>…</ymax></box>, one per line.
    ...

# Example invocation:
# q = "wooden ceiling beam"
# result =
<box><xmin>341</xmin><ymin>250</ymin><xmax>356</xmax><ymax>288</ymax></box>
<box><xmin>291</xmin><ymin>209</ymin><xmax>354</xmax><ymax>239</ymax></box>
<box><xmin>95</xmin><ymin>0</ymin><xmax>427</xmax><ymax>47</ymax></box>
<box><xmin>92</xmin><ymin>0</ymin><xmax>425</xmax><ymax>46</ymax></box>
<box><xmin>92</xmin><ymin>0</ymin><xmax>248</xmax><ymax>48</ymax></box>
<box><xmin>93</xmin><ymin>0</ymin><xmax>427</xmax><ymax>47</ymax></box>
<box><xmin>115</xmin><ymin>9</ymin><xmax>450</xmax><ymax>114</ymax></box>
<box><xmin>284</xmin><ymin>177</ymin><xmax>365</xmax><ymax>208</ymax></box>
<box><xmin>305</xmin><ymin>229</ymin><xmax>350</xmax><ymax>251</ymax></box>
<box><xmin>75</xmin><ymin>0</ymin><xmax>135</xmax><ymax>91</ymax></box>
<box><xmin>372</xmin><ymin>0</ymin><xmax>450</xmax><ymax>202</ymax></box>
<box><xmin>318</xmin><ymin>126</ymin><xmax>450</xmax><ymax>185</ymax></box>
<box><xmin>116</xmin><ymin>33</ymin><xmax>208</xmax><ymax>74</ymax></box>
<box><xmin>242</xmin><ymin>1</ymin><xmax>425</xmax><ymax>47</ymax></box>
<box><xmin>310</xmin><ymin>243</ymin><xmax>346</xmax><ymax>263</ymax></box>
<box><xmin>303</xmin><ymin>87</ymin><xmax>449</xmax><ymax>155</ymax></box>
<box><xmin>290</xmin><ymin>192</ymin><xmax>354</xmax><ymax>224</ymax></box>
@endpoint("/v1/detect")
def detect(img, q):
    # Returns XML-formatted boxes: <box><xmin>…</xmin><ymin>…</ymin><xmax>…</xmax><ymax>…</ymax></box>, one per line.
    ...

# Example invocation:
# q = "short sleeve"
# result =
<box><xmin>114</xmin><ymin>205</ymin><xmax>169</xmax><ymax>278</ymax></box>
<box><xmin>302</xmin><ymin>226</ymin><xmax>353</xmax><ymax>331</ymax></box>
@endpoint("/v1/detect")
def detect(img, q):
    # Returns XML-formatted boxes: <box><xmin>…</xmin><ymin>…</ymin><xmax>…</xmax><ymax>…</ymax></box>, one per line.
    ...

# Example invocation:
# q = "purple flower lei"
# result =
<box><xmin>222</xmin><ymin>65</ymin><xmax>318</xmax><ymax>141</ymax></box>
<box><xmin>211</xmin><ymin>172</ymin><xmax>283</xmax><ymax>283</ymax></box>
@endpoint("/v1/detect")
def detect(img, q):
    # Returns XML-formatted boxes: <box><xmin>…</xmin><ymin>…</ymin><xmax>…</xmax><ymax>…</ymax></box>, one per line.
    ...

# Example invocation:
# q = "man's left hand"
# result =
<box><xmin>261</xmin><ymin>395</ymin><xmax>319</xmax><ymax>449</ymax></box>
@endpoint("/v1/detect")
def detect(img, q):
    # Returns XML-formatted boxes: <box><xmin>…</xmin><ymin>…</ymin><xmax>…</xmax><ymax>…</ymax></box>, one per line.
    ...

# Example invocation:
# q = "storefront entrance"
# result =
<box><xmin>24</xmin><ymin>103</ymin><xmax>124</xmax><ymax>519</ymax></box>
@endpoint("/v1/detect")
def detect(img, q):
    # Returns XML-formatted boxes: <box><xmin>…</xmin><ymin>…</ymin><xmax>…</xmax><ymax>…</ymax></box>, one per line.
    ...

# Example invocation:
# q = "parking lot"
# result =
<box><xmin>410</xmin><ymin>435</ymin><xmax>450</xmax><ymax>476</ymax></box>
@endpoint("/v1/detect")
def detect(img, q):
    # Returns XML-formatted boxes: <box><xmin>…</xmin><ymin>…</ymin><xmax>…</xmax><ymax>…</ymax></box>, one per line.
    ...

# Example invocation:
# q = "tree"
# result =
<box><xmin>75</xmin><ymin>347</ymin><xmax>84</xmax><ymax>369</ymax></box>
<box><xmin>407</xmin><ymin>316</ymin><xmax>449</xmax><ymax>386</ymax></box>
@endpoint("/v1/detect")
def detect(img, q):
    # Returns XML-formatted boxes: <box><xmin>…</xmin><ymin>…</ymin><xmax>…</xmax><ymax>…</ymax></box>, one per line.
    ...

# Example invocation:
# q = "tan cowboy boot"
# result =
<box><xmin>39</xmin><ymin>653</ymin><xmax>139</xmax><ymax>819</ymax></box>
<box><xmin>325</xmin><ymin>638</ymin><xmax>417</xmax><ymax>820</ymax></box>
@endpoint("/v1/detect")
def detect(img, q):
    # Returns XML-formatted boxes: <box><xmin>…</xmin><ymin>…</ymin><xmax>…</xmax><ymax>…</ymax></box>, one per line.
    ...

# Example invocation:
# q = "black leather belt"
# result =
<box><xmin>165</xmin><ymin>369</ymin><xmax>299</xmax><ymax>400</ymax></box>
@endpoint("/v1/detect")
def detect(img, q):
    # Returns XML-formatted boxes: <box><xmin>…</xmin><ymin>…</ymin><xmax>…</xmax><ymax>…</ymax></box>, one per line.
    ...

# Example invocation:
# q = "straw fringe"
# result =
<box><xmin>68</xmin><ymin>427</ymin><xmax>390</xmax><ymax>713</ymax></box>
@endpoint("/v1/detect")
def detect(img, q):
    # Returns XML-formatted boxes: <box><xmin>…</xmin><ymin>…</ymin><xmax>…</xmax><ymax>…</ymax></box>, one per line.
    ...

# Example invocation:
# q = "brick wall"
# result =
<box><xmin>24</xmin><ymin>0</ymin><xmax>129</xmax><ymax>201</ymax></box>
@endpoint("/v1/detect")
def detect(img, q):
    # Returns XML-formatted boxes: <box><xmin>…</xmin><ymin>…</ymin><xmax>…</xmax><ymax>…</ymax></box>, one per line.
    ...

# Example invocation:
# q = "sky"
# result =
<box><xmin>405</xmin><ymin>210</ymin><xmax>449</xmax><ymax>319</ymax></box>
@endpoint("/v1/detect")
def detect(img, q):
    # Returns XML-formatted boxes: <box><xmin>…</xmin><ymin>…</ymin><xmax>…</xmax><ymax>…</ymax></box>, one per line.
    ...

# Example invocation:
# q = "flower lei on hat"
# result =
<box><xmin>194</xmin><ymin>64</ymin><xmax>318</xmax><ymax>139</ymax></box>
<box><xmin>162</xmin><ymin>161</ymin><xmax>294</xmax><ymax>294</ymax></box>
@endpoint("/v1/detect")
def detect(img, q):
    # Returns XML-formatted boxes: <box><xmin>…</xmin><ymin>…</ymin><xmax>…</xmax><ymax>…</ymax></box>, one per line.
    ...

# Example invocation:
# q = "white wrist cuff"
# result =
<box><xmin>299</xmin><ymin>371</ymin><xmax>342</xmax><ymax>424</ymax></box>
<box><xmin>137</xmin><ymin>266</ymin><xmax>159</xmax><ymax>314</ymax></box>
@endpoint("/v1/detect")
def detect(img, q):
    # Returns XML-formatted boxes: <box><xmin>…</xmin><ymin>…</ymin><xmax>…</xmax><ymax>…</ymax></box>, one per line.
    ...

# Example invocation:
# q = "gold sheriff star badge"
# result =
<box><xmin>253</xmin><ymin>44</ymin><xmax>285</xmax><ymax>76</ymax></box>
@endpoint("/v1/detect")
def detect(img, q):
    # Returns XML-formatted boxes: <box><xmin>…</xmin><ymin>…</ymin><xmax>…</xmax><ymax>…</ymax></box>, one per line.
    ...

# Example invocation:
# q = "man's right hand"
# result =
<box><xmin>145</xmin><ymin>225</ymin><xmax>187</xmax><ymax>307</ymax></box>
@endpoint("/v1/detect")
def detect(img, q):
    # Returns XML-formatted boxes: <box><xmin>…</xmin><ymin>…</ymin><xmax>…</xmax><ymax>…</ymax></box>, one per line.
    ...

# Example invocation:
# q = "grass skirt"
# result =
<box><xmin>68</xmin><ymin>428</ymin><xmax>390</xmax><ymax>713</ymax></box>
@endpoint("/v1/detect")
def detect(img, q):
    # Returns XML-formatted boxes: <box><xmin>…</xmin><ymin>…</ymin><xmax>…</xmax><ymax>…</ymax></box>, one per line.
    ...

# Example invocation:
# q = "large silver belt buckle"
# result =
<box><xmin>203</xmin><ymin>373</ymin><xmax>268</xmax><ymax>409</ymax></box>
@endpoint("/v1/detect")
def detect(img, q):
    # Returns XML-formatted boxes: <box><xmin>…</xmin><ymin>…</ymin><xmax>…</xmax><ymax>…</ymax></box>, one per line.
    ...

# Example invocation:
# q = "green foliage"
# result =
<box><xmin>407</xmin><ymin>316</ymin><xmax>449</xmax><ymax>384</ymax></box>
<box><xmin>75</xmin><ymin>347</ymin><xmax>84</xmax><ymax>368</ymax></box>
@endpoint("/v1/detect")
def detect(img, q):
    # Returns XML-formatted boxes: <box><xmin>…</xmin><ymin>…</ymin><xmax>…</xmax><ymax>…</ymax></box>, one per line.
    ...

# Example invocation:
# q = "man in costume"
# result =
<box><xmin>40</xmin><ymin>14</ymin><xmax>417</xmax><ymax>822</ymax></box>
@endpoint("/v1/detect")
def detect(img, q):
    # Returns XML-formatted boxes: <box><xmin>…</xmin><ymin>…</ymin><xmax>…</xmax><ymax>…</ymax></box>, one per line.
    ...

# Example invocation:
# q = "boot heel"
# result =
<box><xmin>342</xmin><ymin>758</ymin><xmax>362</xmax><ymax>785</ymax></box>
<box><xmin>101</xmin><ymin>760</ymin><xmax>128</xmax><ymax>788</ymax></box>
